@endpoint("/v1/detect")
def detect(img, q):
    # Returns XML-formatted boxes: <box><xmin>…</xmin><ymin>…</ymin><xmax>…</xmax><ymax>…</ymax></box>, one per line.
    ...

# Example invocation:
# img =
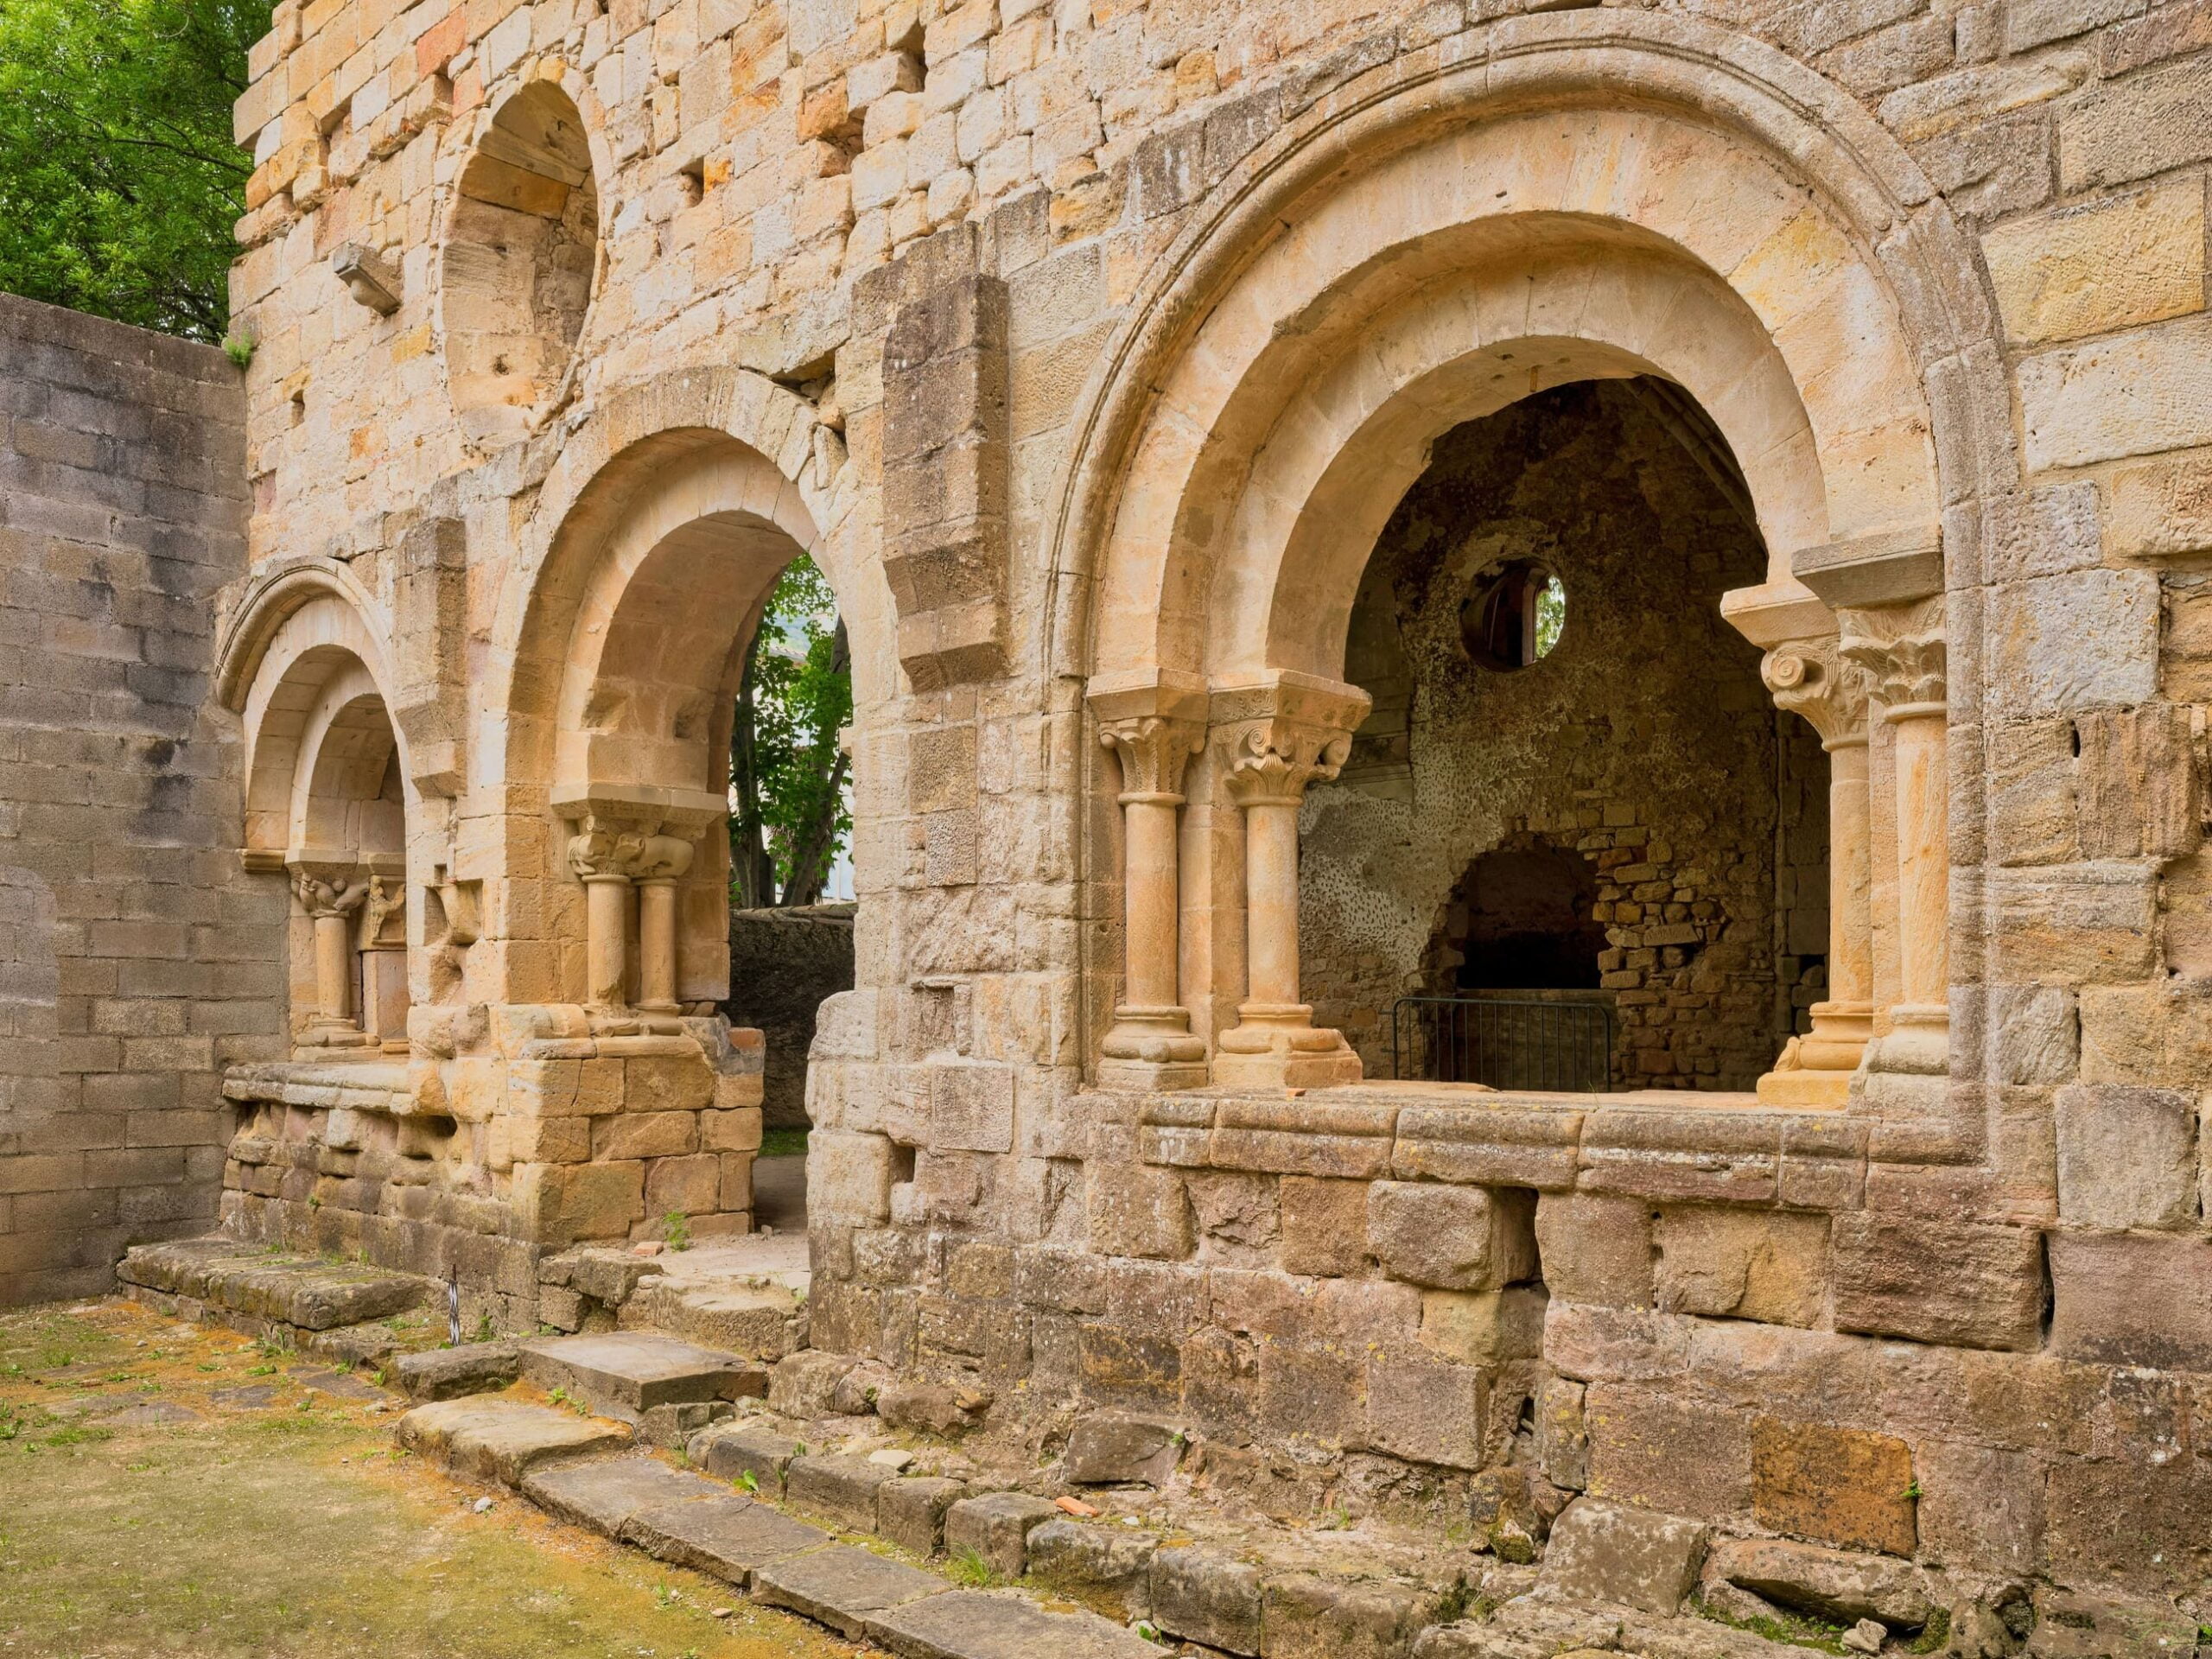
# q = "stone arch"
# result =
<box><xmin>1072</xmin><ymin>14</ymin><xmax>1994</xmax><ymax>1097</ymax></box>
<box><xmin>220</xmin><ymin>571</ymin><xmax>405</xmax><ymax>869</ymax></box>
<box><xmin>439</xmin><ymin>74</ymin><xmax>605</xmax><ymax>450</ymax></box>
<box><xmin>1052</xmin><ymin>10</ymin><xmax>2010</xmax><ymax>684</ymax></box>
<box><xmin>500</xmin><ymin>394</ymin><xmax>879</xmax><ymax>1013</ymax></box>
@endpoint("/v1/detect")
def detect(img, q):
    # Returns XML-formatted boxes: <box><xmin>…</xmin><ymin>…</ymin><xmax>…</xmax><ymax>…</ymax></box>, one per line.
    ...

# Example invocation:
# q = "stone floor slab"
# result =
<box><xmin>520</xmin><ymin>1454</ymin><xmax>726</xmax><ymax>1536</ymax></box>
<box><xmin>865</xmin><ymin>1588</ymin><xmax>1161</xmax><ymax>1659</ymax></box>
<box><xmin>118</xmin><ymin>1238</ymin><xmax>428</xmax><ymax>1331</ymax></box>
<box><xmin>752</xmin><ymin>1541</ymin><xmax>949</xmax><ymax>1638</ymax></box>
<box><xmin>396</xmin><ymin>1397</ymin><xmax>629</xmax><ymax>1484</ymax></box>
<box><xmin>620</xmin><ymin>1493</ymin><xmax>832</xmax><ymax>1587</ymax></box>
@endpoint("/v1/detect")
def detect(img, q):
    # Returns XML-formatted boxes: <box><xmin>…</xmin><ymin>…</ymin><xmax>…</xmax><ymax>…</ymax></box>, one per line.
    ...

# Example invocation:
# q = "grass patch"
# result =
<box><xmin>758</xmin><ymin>1127</ymin><xmax>810</xmax><ymax>1160</ymax></box>
<box><xmin>945</xmin><ymin>1546</ymin><xmax>1000</xmax><ymax>1588</ymax></box>
<box><xmin>1688</xmin><ymin>1592</ymin><xmax>1853</xmax><ymax>1656</ymax></box>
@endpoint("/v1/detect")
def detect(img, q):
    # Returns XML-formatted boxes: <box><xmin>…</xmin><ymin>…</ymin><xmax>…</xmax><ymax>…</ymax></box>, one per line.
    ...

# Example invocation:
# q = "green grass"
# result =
<box><xmin>0</xmin><ymin>1303</ymin><xmax>861</xmax><ymax>1659</ymax></box>
<box><xmin>758</xmin><ymin>1127</ymin><xmax>810</xmax><ymax>1160</ymax></box>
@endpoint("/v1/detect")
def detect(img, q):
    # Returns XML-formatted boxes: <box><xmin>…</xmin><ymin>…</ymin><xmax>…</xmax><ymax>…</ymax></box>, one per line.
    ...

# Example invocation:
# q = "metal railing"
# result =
<box><xmin>1389</xmin><ymin>994</ymin><xmax>1614</xmax><ymax>1091</ymax></box>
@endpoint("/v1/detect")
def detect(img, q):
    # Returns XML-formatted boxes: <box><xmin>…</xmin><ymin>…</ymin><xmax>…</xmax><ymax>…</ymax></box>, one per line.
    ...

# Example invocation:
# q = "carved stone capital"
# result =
<box><xmin>1839</xmin><ymin>600</ymin><xmax>1946</xmax><ymax>719</ymax></box>
<box><xmin>632</xmin><ymin>833</ymin><xmax>697</xmax><ymax>883</ymax></box>
<box><xmin>1220</xmin><ymin>717</ymin><xmax>1355</xmax><ymax>806</ymax></box>
<box><xmin>291</xmin><ymin>865</ymin><xmax>371</xmax><ymax>918</ymax></box>
<box><xmin>1762</xmin><ymin>635</ymin><xmax>1872</xmax><ymax>750</ymax></box>
<box><xmin>359</xmin><ymin>875</ymin><xmax>407</xmax><ymax>944</ymax></box>
<box><xmin>1099</xmin><ymin>715</ymin><xmax>1205</xmax><ymax>802</ymax></box>
<box><xmin>568</xmin><ymin>828</ymin><xmax>649</xmax><ymax>881</ymax></box>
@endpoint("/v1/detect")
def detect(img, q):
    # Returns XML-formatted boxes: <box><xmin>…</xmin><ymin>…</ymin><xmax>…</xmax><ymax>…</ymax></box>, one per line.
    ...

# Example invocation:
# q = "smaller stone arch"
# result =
<box><xmin>226</xmin><ymin>575</ymin><xmax>414</xmax><ymax>1051</ymax></box>
<box><xmin>441</xmin><ymin>77</ymin><xmax>602</xmax><ymax>449</ymax></box>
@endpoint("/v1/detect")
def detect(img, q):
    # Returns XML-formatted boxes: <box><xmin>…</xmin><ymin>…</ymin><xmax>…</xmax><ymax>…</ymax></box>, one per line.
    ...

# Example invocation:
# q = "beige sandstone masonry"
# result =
<box><xmin>12</xmin><ymin>0</ymin><xmax>2201</xmax><ymax>1631</ymax></box>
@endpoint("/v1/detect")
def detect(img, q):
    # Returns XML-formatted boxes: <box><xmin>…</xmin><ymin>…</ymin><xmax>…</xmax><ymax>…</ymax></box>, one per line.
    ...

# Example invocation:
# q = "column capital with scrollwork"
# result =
<box><xmin>289</xmin><ymin>862</ymin><xmax>371</xmax><ymax>918</ymax></box>
<box><xmin>1839</xmin><ymin>599</ymin><xmax>1946</xmax><ymax>721</ymax></box>
<box><xmin>1761</xmin><ymin>635</ymin><xmax>1872</xmax><ymax>751</ymax></box>
<box><xmin>1099</xmin><ymin>715</ymin><xmax>1205</xmax><ymax>803</ymax></box>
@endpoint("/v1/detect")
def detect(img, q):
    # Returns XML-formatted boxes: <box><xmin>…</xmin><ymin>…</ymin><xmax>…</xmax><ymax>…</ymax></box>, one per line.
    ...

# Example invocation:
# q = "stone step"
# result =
<box><xmin>117</xmin><ymin>1236</ymin><xmax>429</xmax><ymax>1332</ymax></box>
<box><xmin>753</xmin><ymin>1542</ymin><xmax>950</xmax><ymax>1641</ymax></box>
<box><xmin>622</xmin><ymin>1492</ymin><xmax>832</xmax><ymax>1590</ymax></box>
<box><xmin>518</xmin><ymin>1332</ymin><xmax>768</xmax><ymax>1443</ymax></box>
<box><xmin>395</xmin><ymin>1396</ymin><xmax>631</xmax><ymax>1485</ymax></box>
<box><xmin>868</xmin><ymin>1588</ymin><xmax>1164</xmax><ymax>1659</ymax></box>
<box><xmin>519</xmin><ymin>1453</ymin><xmax>727</xmax><ymax>1535</ymax></box>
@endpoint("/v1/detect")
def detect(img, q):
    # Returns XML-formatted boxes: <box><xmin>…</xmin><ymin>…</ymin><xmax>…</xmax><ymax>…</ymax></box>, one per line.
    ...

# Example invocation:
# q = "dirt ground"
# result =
<box><xmin>0</xmin><ymin>1298</ymin><xmax>855</xmax><ymax>1659</ymax></box>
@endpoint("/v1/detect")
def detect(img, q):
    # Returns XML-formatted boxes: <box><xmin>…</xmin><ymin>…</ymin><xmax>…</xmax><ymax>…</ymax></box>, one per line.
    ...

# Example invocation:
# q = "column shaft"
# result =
<box><xmin>1827</xmin><ymin>741</ymin><xmax>1874</xmax><ymax>1009</ymax></box>
<box><xmin>313</xmin><ymin>912</ymin><xmax>354</xmax><ymax>1023</ymax></box>
<box><xmin>636</xmin><ymin>877</ymin><xmax>679</xmax><ymax>1013</ymax></box>
<box><xmin>1121</xmin><ymin>796</ymin><xmax>1182</xmax><ymax>1011</ymax></box>
<box><xmin>1242</xmin><ymin>797</ymin><xmax>1302</xmax><ymax>1010</ymax></box>
<box><xmin>1891</xmin><ymin>709</ymin><xmax>1949</xmax><ymax>1012</ymax></box>
<box><xmin>582</xmin><ymin>873</ymin><xmax>632</xmax><ymax>1010</ymax></box>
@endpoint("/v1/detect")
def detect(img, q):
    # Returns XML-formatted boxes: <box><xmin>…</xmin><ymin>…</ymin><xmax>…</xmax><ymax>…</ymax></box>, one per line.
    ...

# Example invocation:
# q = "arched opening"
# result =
<box><xmin>1076</xmin><ymin>85</ymin><xmax>1951</xmax><ymax>1105</ymax></box>
<box><xmin>533</xmin><ymin>436</ymin><xmax>868</xmax><ymax>1243</ymax></box>
<box><xmin>1300</xmin><ymin>379</ymin><xmax>1828</xmax><ymax>1090</ymax></box>
<box><xmin>442</xmin><ymin>81</ymin><xmax>599</xmax><ymax>448</ymax></box>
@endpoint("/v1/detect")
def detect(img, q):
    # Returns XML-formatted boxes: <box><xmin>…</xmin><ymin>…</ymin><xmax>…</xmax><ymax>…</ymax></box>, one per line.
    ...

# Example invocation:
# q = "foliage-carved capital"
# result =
<box><xmin>1839</xmin><ymin>599</ymin><xmax>1947</xmax><ymax>720</ymax></box>
<box><xmin>1099</xmin><ymin>715</ymin><xmax>1205</xmax><ymax>802</ymax></box>
<box><xmin>1761</xmin><ymin>635</ymin><xmax>1872</xmax><ymax>750</ymax></box>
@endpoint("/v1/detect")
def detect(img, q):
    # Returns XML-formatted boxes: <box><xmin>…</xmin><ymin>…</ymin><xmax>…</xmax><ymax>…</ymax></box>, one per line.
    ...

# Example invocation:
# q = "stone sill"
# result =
<box><xmin>223</xmin><ymin>1058</ymin><xmax>413</xmax><ymax>1115</ymax></box>
<box><xmin>1112</xmin><ymin>1081</ymin><xmax>1873</xmax><ymax>1211</ymax></box>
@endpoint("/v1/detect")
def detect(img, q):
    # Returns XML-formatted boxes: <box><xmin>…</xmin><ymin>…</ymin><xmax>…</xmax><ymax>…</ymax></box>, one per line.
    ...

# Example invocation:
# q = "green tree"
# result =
<box><xmin>730</xmin><ymin>555</ymin><xmax>853</xmax><ymax>908</ymax></box>
<box><xmin>0</xmin><ymin>0</ymin><xmax>267</xmax><ymax>341</ymax></box>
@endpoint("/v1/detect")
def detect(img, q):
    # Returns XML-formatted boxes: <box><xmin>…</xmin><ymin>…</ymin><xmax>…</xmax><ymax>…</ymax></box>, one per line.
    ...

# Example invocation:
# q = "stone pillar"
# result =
<box><xmin>632</xmin><ymin>833</ymin><xmax>698</xmax><ymax>1015</ymax></box>
<box><xmin>1843</xmin><ymin>602</ymin><xmax>1949</xmax><ymax>1075</ymax></box>
<box><xmin>1757</xmin><ymin>636</ymin><xmax>1874</xmax><ymax>1108</ymax></box>
<box><xmin>568</xmin><ymin>826</ymin><xmax>645</xmax><ymax>1020</ymax></box>
<box><xmin>291</xmin><ymin>865</ymin><xmax>372</xmax><ymax>1047</ymax></box>
<box><xmin>1097</xmin><ymin>712</ymin><xmax>1209</xmax><ymax>1090</ymax></box>
<box><xmin>1214</xmin><ymin>696</ymin><xmax>1367</xmax><ymax>1090</ymax></box>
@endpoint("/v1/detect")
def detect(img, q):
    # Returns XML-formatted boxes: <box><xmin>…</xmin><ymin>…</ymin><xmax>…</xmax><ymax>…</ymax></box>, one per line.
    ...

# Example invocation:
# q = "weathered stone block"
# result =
<box><xmin>809</xmin><ymin>1130</ymin><xmax>902</xmax><ymax>1224</ymax></box>
<box><xmin>1538</xmin><ymin>1497</ymin><xmax>1708</xmax><ymax>1616</ymax></box>
<box><xmin>1367</xmin><ymin>1182</ymin><xmax>1535</xmax><ymax>1291</ymax></box>
<box><xmin>2049</xmin><ymin>1231</ymin><xmax>2212</xmax><ymax>1370</ymax></box>
<box><xmin>1364</xmin><ymin>1348</ymin><xmax>1486</xmax><ymax>1470</ymax></box>
<box><xmin>1534</xmin><ymin>1193</ymin><xmax>1654</xmax><ymax>1308</ymax></box>
<box><xmin>1539</xmin><ymin>1376</ymin><xmax>1589</xmax><ymax>1491</ymax></box>
<box><xmin>1910</xmin><ymin>1440</ymin><xmax>2045</xmax><ymax>1579</ymax></box>
<box><xmin>688</xmin><ymin>1422</ymin><xmax>803</xmax><ymax>1495</ymax></box>
<box><xmin>1982</xmin><ymin>178</ymin><xmax>2204</xmax><ymax>347</ymax></box>
<box><xmin>1708</xmin><ymin>1537</ymin><xmax>1932</xmax><ymax>1630</ymax></box>
<box><xmin>1584</xmin><ymin>1384</ymin><xmax>1751</xmax><ymax>1522</ymax></box>
<box><xmin>1751</xmin><ymin>1416</ymin><xmax>1916</xmax><ymax>1557</ymax></box>
<box><xmin>1149</xmin><ymin>1545</ymin><xmax>1262</xmax><ymax>1656</ymax></box>
<box><xmin>944</xmin><ymin>1489</ymin><xmax>1058</xmax><ymax>1577</ymax></box>
<box><xmin>1024</xmin><ymin>1519</ymin><xmax>1154</xmax><ymax>1620</ymax></box>
<box><xmin>769</xmin><ymin>1351</ymin><xmax>857</xmax><ymax>1417</ymax></box>
<box><xmin>1652</xmin><ymin>1207</ymin><xmax>1827</xmax><ymax>1327</ymax></box>
<box><xmin>1085</xmin><ymin>1162</ymin><xmax>1192</xmax><ymax>1261</ymax></box>
<box><xmin>512</xmin><ymin>1160</ymin><xmax>645</xmax><ymax>1247</ymax></box>
<box><xmin>1279</xmin><ymin>1176</ymin><xmax>1369</xmax><ymax>1276</ymax></box>
<box><xmin>1830</xmin><ymin>1215</ymin><xmax>2045</xmax><ymax>1352</ymax></box>
<box><xmin>2055</xmin><ymin>1083</ymin><xmax>2198</xmax><ymax>1229</ymax></box>
<box><xmin>1260</xmin><ymin>1573</ymin><xmax>1430</xmax><ymax>1659</ymax></box>
<box><xmin>786</xmin><ymin>1452</ymin><xmax>897</xmax><ymax>1531</ymax></box>
<box><xmin>1063</xmin><ymin>1410</ymin><xmax>1182</xmax><ymax>1485</ymax></box>
<box><xmin>879</xmin><ymin>1475</ymin><xmax>966</xmax><ymax>1556</ymax></box>
<box><xmin>1418</xmin><ymin>1286</ymin><xmax>1548</xmax><ymax>1365</ymax></box>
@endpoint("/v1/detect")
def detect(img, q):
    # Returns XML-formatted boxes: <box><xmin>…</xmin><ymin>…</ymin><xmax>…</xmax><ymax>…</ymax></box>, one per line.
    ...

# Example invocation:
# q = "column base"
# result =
<box><xmin>298</xmin><ymin>1020</ymin><xmax>376</xmax><ymax>1050</ymax></box>
<box><xmin>1866</xmin><ymin>1004</ymin><xmax>1948</xmax><ymax>1076</ymax></box>
<box><xmin>1213</xmin><ymin>1003</ymin><xmax>1363</xmax><ymax>1090</ymax></box>
<box><xmin>1098</xmin><ymin>1007</ymin><xmax>1211</xmax><ymax>1091</ymax></box>
<box><xmin>1754</xmin><ymin>1001</ymin><xmax>1872</xmax><ymax>1109</ymax></box>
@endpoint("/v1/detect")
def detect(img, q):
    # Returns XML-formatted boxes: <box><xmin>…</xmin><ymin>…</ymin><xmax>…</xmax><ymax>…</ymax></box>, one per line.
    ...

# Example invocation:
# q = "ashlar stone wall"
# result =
<box><xmin>0</xmin><ymin>295</ymin><xmax>271</xmax><ymax>1306</ymax></box>
<box><xmin>1299</xmin><ymin>382</ymin><xmax>1829</xmax><ymax>1087</ymax></box>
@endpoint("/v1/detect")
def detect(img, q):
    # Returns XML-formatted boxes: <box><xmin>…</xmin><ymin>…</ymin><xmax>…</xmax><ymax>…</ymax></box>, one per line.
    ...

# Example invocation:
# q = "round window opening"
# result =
<box><xmin>1460</xmin><ymin>558</ymin><xmax>1566</xmax><ymax>671</ymax></box>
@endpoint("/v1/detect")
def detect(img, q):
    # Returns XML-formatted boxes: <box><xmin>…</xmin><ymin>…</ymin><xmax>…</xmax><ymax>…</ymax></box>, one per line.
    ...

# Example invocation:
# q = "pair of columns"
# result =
<box><xmin>1096</xmin><ymin>601</ymin><xmax>1948</xmax><ymax>1103</ymax></box>
<box><xmin>1758</xmin><ymin>600</ymin><xmax>1949</xmax><ymax>1103</ymax></box>
<box><xmin>291</xmin><ymin>861</ymin><xmax>404</xmax><ymax>1050</ymax></box>
<box><xmin>1094</xmin><ymin>678</ymin><xmax>1370</xmax><ymax>1092</ymax></box>
<box><xmin>564</xmin><ymin>816</ymin><xmax>701</xmax><ymax>1029</ymax></box>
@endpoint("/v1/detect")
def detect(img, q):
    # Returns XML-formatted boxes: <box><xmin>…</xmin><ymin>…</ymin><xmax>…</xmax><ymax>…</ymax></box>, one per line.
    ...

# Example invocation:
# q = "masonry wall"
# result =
<box><xmin>724</xmin><ymin>902</ymin><xmax>856</xmax><ymax>1128</ymax></box>
<box><xmin>1300</xmin><ymin>382</ymin><xmax>1828</xmax><ymax>1087</ymax></box>
<box><xmin>0</xmin><ymin>294</ymin><xmax>275</xmax><ymax>1306</ymax></box>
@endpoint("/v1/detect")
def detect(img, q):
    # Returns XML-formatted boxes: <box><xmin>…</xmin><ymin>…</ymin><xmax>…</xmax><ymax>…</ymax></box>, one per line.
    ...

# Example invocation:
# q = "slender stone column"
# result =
<box><xmin>568</xmin><ymin>826</ymin><xmax>646</xmax><ymax>1017</ymax></box>
<box><xmin>1757</xmin><ymin>636</ymin><xmax>1873</xmax><ymax>1108</ymax></box>
<box><xmin>1844</xmin><ymin>601</ymin><xmax>1949</xmax><ymax>1075</ymax></box>
<box><xmin>291</xmin><ymin>865</ymin><xmax>373</xmax><ymax>1046</ymax></box>
<box><xmin>1097</xmin><ymin>712</ymin><xmax>1208</xmax><ymax>1090</ymax></box>
<box><xmin>1214</xmin><ymin>704</ymin><xmax>1366</xmax><ymax>1090</ymax></box>
<box><xmin>632</xmin><ymin>833</ymin><xmax>697</xmax><ymax>1015</ymax></box>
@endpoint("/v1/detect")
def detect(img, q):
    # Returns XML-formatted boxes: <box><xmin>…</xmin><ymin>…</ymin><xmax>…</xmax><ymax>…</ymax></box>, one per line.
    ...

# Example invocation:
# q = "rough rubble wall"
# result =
<box><xmin>0</xmin><ymin>295</ymin><xmax>273</xmax><ymax>1306</ymax></box>
<box><xmin>724</xmin><ymin>903</ymin><xmax>856</xmax><ymax>1128</ymax></box>
<box><xmin>1300</xmin><ymin>383</ymin><xmax>1828</xmax><ymax>1088</ymax></box>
